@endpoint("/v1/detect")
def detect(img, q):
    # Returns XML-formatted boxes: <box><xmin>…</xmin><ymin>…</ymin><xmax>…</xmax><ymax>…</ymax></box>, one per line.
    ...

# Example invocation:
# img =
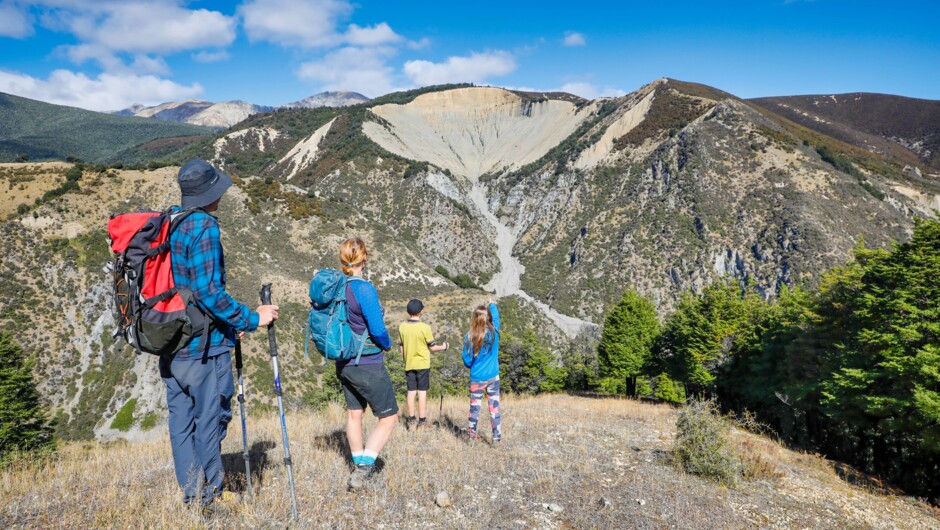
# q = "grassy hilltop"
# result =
<box><xmin>2</xmin><ymin>395</ymin><xmax>937</xmax><ymax>529</ymax></box>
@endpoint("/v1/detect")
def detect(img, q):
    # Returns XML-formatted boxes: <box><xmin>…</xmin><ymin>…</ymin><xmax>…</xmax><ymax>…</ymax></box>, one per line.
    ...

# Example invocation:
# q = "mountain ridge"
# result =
<box><xmin>1</xmin><ymin>78</ymin><xmax>938</xmax><ymax>444</ymax></box>
<box><xmin>749</xmin><ymin>92</ymin><xmax>940</xmax><ymax>171</ymax></box>
<box><xmin>113</xmin><ymin>90</ymin><xmax>371</xmax><ymax>129</ymax></box>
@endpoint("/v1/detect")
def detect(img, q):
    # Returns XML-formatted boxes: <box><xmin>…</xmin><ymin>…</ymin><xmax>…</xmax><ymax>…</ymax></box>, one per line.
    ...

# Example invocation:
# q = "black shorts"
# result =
<box><xmin>336</xmin><ymin>363</ymin><xmax>399</xmax><ymax>418</ymax></box>
<box><xmin>406</xmin><ymin>369</ymin><xmax>430</xmax><ymax>391</ymax></box>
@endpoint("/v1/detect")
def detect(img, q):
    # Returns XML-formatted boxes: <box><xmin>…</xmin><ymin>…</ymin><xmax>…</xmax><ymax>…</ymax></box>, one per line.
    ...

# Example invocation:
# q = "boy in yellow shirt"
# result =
<box><xmin>399</xmin><ymin>299</ymin><xmax>448</xmax><ymax>430</ymax></box>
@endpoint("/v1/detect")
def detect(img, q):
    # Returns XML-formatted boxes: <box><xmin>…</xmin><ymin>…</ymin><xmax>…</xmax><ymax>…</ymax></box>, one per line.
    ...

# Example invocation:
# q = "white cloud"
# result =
<box><xmin>297</xmin><ymin>46</ymin><xmax>402</xmax><ymax>97</ymax></box>
<box><xmin>192</xmin><ymin>50</ymin><xmax>230</xmax><ymax>63</ymax></box>
<box><xmin>0</xmin><ymin>68</ymin><xmax>203</xmax><ymax>111</ymax></box>
<box><xmin>62</xmin><ymin>43</ymin><xmax>124</xmax><ymax>71</ymax></box>
<box><xmin>68</xmin><ymin>2</ymin><xmax>236</xmax><ymax>55</ymax></box>
<box><xmin>129</xmin><ymin>55</ymin><xmax>170</xmax><ymax>75</ymax></box>
<box><xmin>344</xmin><ymin>22</ymin><xmax>402</xmax><ymax>46</ymax></box>
<box><xmin>562</xmin><ymin>31</ymin><xmax>586</xmax><ymax>47</ymax></box>
<box><xmin>404</xmin><ymin>51</ymin><xmax>516</xmax><ymax>86</ymax></box>
<box><xmin>0</xmin><ymin>1</ymin><xmax>33</xmax><ymax>38</ymax></box>
<box><xmin>240</xmin><ymin>0</ymin><xmax>352</xmax><ymax>48</ymax></box>
<box><xmin>28</xmin><ymin>2</ymin><xmax>236</xmax><ymax>74</ymax></box>
<box><xmin>557</xmin><ymin>82</ymin><xmax>625</xmax><ymax>99</ymax></box>
<box><xmin>406</xmin><ymin>37</ymin><xmax>431</xmax><ymax>50</ymax></box>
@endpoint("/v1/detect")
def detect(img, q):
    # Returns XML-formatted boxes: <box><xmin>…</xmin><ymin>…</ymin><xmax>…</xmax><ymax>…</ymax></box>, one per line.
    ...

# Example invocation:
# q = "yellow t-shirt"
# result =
<box><xmin>399</xmin><ymin>320</ymin><xmax>434</xmax><ymax>371</ymax></box>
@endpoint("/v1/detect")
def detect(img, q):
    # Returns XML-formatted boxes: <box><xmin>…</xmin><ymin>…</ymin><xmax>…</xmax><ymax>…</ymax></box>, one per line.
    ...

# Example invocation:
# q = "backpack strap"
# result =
<box><xmin>353</xmin><ymin>334</ymin><xmax>367</xmax><ymax>365</ymax></box>
<box><xmin>119</xmin><ymin>262</ymin><xmax>145</xmax><ymax>357</ymax></box>
<box><xmin>167</xmin><ymin>206</ymin><xmax>208</xmax><ymax>234</ymax></box>
<box><xmin>141</xmin><ymin>287</ymin><xmax>179</xmax><ymax>309</ymax></box>
<box><xmin>326</xmin><ymin>300</ymin><xmax>344</xmax><ymax>366</ymax></box>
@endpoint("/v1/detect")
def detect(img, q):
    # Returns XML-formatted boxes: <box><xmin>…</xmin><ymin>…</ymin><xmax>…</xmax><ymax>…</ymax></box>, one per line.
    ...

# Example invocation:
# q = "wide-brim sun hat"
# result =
<box><xmin>177</xmin><ymin>159</ymin><xmax>233</xmax><ymax>209</ymax></box>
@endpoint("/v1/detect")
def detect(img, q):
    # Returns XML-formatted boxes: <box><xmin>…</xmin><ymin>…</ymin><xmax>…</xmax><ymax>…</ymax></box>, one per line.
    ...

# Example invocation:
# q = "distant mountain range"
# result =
<box><xmin>113</xmin><ymin>99</ymin><xmax>273</xmax><ymax>130</ymax></box>
<box><xmin>113</xmin><ymin>90</ymin><xmax>369</xmax><ymax>129</ymax></box>
<box><xmin>281</xmin><ymin>90</ymin><xmax>370</xmax><ymax>109</ymax></box>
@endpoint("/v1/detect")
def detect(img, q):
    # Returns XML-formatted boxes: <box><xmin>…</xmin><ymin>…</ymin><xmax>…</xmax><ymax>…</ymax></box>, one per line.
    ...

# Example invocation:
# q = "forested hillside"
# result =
<box><xmin>0</xmin><ymin>93</ymin><xmax>213</xmax><ymax>164</ymax></box>
<box><xmin>594</xmin><ymin>219</ymin><xmax>940</xmax><ymax>500</ymax></box>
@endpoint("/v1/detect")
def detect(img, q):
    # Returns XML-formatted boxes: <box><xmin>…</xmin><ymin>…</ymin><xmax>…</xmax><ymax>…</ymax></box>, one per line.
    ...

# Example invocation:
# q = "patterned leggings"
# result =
<box><xmin>468</xmin><ymin>377</ymin><xmax>501</xmax><ymax>440</ymax></box>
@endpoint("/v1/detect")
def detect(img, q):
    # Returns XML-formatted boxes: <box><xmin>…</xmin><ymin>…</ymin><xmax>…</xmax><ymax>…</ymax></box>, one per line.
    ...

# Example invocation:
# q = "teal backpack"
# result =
<box><xmin>305</xmin><ymin>269</ymin><xmax>370</xmax><ymax>365</ymax></box>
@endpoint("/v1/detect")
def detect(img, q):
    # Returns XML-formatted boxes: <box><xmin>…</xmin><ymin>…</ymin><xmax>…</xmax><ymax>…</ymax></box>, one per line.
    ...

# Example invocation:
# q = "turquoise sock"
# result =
<box><xmin>361</xmin><ymin>449</ymin><xmax>377</xmax><ymax>466</ymax></box>
<box><xmin>352</xmin><ymin>450</ymin><xmax>364</xmax><ymax>466</ymax></box>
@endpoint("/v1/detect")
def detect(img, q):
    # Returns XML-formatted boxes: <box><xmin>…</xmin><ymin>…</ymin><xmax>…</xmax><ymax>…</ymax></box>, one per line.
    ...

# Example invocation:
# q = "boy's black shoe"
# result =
<box><xmin>406</xmin><ymin>416</ymin><xmax>417</xmax><ymax>431</ymax></box>
<box><xmin>417</xmin><ymin>417</ymin><xmax>428</xmax><ymax>430</ymax></box>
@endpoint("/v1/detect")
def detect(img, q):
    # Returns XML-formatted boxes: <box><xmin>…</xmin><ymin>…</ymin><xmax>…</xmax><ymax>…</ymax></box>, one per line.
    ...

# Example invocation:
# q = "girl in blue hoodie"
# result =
<box><xmin>461</xmin><ymin>302</ymin><xmax>501</xmax><ymax>442</ymax></box>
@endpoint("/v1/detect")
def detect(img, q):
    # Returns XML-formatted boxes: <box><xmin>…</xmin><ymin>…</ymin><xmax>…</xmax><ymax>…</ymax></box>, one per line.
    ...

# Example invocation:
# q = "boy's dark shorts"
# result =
<box><xmin>406</xmin><ymin>369</ymin><xmax>430</xmax><ymax>391</ymax></box>
<box><xmin>336</xmin><ymin>363</ymin><xmax>399</xmax><ymax>418</ymax></box>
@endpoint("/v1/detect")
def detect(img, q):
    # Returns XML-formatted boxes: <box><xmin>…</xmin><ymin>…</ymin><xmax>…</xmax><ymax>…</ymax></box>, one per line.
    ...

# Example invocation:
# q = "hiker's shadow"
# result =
<box><xmin>223</xmin><ymin>440</ymin><xmax>274</xmax><ymax>494</ymax></box>
<box><xmin>314</xmin><ymin>429</ymin><xmax>353</xmax><ymax>464</ymax></box>
<box><xmin>313</xmin><ymin>428</ymin><xmax>387</xmax><ymax>473</ymax></box>
<box><xmin>439</xmin><ymin>414</ymin><xmax>491</xmax><ymax>444</ymax></box>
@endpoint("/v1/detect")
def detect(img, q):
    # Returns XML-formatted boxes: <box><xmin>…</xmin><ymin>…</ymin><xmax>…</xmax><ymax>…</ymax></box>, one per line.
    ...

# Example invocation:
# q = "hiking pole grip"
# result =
<box><xmin>260</xmin><ymin>283</ymin><xmax>278</xmax><ymax>358</ymax></box>
<box><xmin>260</xmin><ymin>282</ymin><xmax>272</xmax><ymax>305</ymax></box>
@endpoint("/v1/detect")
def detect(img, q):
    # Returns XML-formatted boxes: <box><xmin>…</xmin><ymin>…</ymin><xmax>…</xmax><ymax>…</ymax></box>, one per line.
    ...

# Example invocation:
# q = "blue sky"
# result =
<box><xmin>0</xmin><ymin>0</ymin><xmax>937</xmax><ymax>111</ymax></box>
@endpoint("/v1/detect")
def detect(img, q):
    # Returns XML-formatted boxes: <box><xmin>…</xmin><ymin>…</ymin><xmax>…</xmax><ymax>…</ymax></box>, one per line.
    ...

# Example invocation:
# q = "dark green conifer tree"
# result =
<box><xmin>597</xmin><ymin>289</ymin><xmax>659</xmax><ymax>396</ymax></box>
<box><xmin>0</xmin><ymin>333</ymin><xmax>55</xmax><ymax>465</ymax></box>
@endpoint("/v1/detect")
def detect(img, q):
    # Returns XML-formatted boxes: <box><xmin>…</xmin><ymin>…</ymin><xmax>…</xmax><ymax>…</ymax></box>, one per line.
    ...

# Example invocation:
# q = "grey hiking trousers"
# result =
<box><xmin>160</xmin><ymin>351</ymin><xmax>234</xmax><ymax>504</ymax></box>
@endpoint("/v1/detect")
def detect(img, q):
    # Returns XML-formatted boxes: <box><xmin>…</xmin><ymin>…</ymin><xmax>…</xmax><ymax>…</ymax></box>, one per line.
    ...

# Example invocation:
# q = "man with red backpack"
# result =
<box><xmin>162</xmin><ymin>160</ymin><xmax>278</xmax><ymax>508</ymax></box>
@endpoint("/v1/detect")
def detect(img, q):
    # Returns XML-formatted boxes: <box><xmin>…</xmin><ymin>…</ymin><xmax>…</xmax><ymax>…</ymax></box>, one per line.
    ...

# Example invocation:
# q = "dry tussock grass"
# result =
<box><xmin>2</xmin><ymin>394</ymin><xmax>938</xmax><ymax>529</ymax></box>
<box><xmin>0</xmin><ymin>162</ymin><xmax>69</xmax><ymax>216</ymax></box>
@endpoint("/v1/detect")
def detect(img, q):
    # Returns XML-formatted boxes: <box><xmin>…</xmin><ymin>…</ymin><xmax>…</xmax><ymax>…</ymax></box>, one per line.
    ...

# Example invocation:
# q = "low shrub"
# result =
<box><xmin>110</xmin><ymin>398</ymin><xmax>137</xmax><ymax>432</ymax></box>
<box><xmin>139</xmin><ymin>412</ymin><xmax>159</xmax><ymax>431</ymax></box>
<box><xmin>673</xmin><ymin>399</ymin><xmax>741</xmax><ymax>486</ymax></box>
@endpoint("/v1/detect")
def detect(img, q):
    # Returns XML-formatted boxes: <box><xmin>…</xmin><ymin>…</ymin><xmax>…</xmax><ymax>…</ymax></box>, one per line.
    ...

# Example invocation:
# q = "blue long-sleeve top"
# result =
<box><xmin>337</xmin><ymin>276</ymin><xmax>391</xmax><ymax>367</ymax></box>
<box><xmin>462</xmin><ymin>303</ymin><xmax>501</xmax><ymax>382</ymax></box>
<box><xmin>169</xmin><ymin>208</ymin><xmax>259</xmax><ymax>359</ymax></box>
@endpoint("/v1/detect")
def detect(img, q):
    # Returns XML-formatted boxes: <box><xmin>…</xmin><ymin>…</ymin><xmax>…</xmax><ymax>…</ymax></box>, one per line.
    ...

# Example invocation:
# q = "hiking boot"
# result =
<box><xmin>191</xmin><ymin>498</ymin><xmax>216</xmax><ymax>520</ymax></box>
<box><xmin>210</xmin><ymin>490</ymin><xmax>239</xmax><ymax>517</ymax></box>
<box><xmin>216</xmin><ymin>490</ymin><xmax>238</xmax><ymax>503</ymax></box>
<box><xmin>416</xmin><ymin>418</ymin><xmax>428</xmax><ymax>430</ymax></box>
<box><xmin>406</xmin><ymin>416</ymin><xmax>417</xmax><ymax>431</ymax></box>
<box><xmin>347</xmin><ymin>464</ymin><xmax>376</xmax><ymax>491</ymax></box>
<box><xmin>199</xmin><ymin>505</ymin><xmax>215</xmax><ymax>521</ymax></box>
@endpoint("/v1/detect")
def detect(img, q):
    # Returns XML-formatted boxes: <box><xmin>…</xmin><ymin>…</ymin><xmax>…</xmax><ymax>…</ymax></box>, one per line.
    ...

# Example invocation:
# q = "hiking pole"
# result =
<box><xmin>235</xmin><ymin>339</ymin><xmax>252</xmax><ymax>499</ymax></box>
<box><xmin>260</xmin><ymin>283</ymin><xmax>299</xmax><ymax>520</ymax></box>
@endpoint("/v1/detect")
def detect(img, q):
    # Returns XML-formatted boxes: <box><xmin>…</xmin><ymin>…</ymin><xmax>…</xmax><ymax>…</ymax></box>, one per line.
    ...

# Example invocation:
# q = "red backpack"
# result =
<box><xmin>107</xmin><ymin>208</ymin><xmax>209</xmax><ymax>356</ymax></box>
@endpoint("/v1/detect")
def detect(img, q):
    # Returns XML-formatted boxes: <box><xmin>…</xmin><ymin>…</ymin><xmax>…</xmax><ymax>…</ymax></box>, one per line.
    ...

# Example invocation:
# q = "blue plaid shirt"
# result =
<box><xmin>169</xmin><ymin>207</ymin><xmax>259</xmax><ymax>359</ymax></box>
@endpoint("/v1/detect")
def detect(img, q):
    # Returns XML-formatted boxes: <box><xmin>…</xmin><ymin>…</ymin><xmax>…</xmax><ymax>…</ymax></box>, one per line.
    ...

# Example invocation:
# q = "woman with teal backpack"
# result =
<box><xmin>461</xmin><ymin>302</ymin><xmax>502</xmax><ymax>442</ymax></box>
<box><xmin>334</xmin><ymin>237</ymin><xmax>398</xmax><ymax>491</ymax></box>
